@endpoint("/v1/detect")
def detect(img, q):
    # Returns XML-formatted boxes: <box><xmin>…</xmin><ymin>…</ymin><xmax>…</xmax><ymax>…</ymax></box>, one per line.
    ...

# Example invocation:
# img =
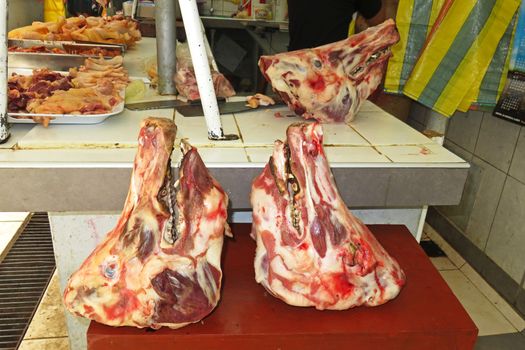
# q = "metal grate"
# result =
<box><xmin>0</xmin><ymin>212</ymin><xmax>56</xmax><ymax>350</ymax></box>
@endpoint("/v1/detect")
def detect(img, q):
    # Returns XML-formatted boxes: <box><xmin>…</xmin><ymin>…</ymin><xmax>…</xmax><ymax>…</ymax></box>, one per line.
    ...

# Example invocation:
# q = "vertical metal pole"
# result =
<box><xmin>178</xmin><ymin>0</ymin><xmax>224</xmax><ymax>139</ymax></box>
<box><xmin>156</xmin><ymin>0</ymin><xmax>178</xmax><ymax>95</ymax></box>
<box><xmin>0</xmin><ymin>0</ymin><xmax>10</xmax><ymax>144</ymax></box>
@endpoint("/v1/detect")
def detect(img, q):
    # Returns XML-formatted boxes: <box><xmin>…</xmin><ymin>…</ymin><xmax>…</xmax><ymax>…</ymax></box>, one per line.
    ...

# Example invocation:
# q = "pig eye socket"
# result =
<box><xmin>313</xmin><ymin>60</ymin><xmax>322</xmax><ymax>69</ymax></box>
<box><xmin>350</xmin><ymin>66</ymin><xmax>364</xmax><ymax>76</ymax></box>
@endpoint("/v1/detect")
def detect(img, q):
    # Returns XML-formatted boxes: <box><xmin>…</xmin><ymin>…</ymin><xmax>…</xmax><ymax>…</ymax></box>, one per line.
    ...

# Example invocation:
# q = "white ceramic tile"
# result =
<box><xmin>424</xmin><ymin>223</ymin><xmax>466</xmax><ymax>268</ymax></box>
<box><xmin>196</xmin><ymin>147</ymin><xmax>248</xmax><ymax>164</ymax></box>
<box><xmin>245</xmin><ymin>147</ymin><xmax>274</xmax><ymax>163</ymax></box>
<box><xmin>0</xmin><ymin>212</ymin><xmax>30</xmax><ymax>221</ymax></box>
<box><xmin>0</xmin><ymin>149</ymin><xmax>137</xmax><ymax>164</ymax></box>
<box><xmin>430</xmin><ymin>256</ymin><xmax>457</xmax><ymax>271</ymax></box>
<box><xmin>18</xmin><ymin>337</ymin><xmax>69</xmax><ymax>350</ymax></box>
<box><xmin>376</xmin><ymin>144</ymin><xmax>465</xmax><ymax>163</ymax></box>
<box><xmin>324</xmin><ymin>146</ymin><xmax>389</xmax><ymax>163</ymax></box>
<box><xmin>350</xmin><ymin>111</ymin><xmax>434</xmax><ymax>146</ymax></box>
<box><xmin>359</xmin><ymin>100</ymin><xmax>385</xmax><ymax>113</ymax></box>
<box><xmin>321</xmin><ymin>124</ymin><xmax>371</xmax><ymax>146</ymax></box>
<box><xmin>235</xmin><ymin>106</ymin><xmax>305</xmax><ymax>146</ymax></box>
<box><xmin>0</xmin><ymin>124</ymin><xmax>34</xmax><ymax>149</ymax></box>
<box><xmin>0</xmin><ymin>221</ymin><xmax>23</xmax><ymax>260</ymax></box>
<box><xmin>24</xmin><ymin>272</ymin><xmax>68</xmax><ymax>339</ymax></box>
<box><xmin>175</xmin><ymin>114</ymin><xmax>242</xmax><ymax>146</ymax></box>
<box><xmin>440</xmin><ymin>270</ymin><xmax>517</xmax><ymax>336</ymax></box>
<box><xmin>460</xmin><ymin>264</ymin><xmax>525</xmax><ymax>332</ymax></box>
<box><xmin>235</xmin><ymin>107</ymin><xmax>369</xmax><ymax>146</ymax></box>
<box><xmin>17</xmin><ymin>109</ymin><xmax>173</xmax><ymax>149</ymax></box>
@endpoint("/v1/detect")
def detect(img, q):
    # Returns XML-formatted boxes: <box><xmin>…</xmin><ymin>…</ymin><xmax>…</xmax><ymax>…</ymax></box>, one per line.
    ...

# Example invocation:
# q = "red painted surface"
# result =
<box><xmin>88</xmin><ymin>224</ymin><xmax>478</xmax><ymax>350</ymax></box>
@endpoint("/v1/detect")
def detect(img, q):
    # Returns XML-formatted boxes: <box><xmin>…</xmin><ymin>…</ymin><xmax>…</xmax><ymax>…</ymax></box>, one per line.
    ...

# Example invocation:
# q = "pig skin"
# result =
<box><xmin>63</xmin><ymin>118</ymin><xmax>230</xmax><ymax>329</ymax></box>
<box><xmin>259</xmin><ymin>19</ymin><xmax>400</xmax><ymax>123</ymax></box>
<box><xmin>251</xmin><ymin>122</ymin><xmax>405</xmax><ymax>310</ymax></box>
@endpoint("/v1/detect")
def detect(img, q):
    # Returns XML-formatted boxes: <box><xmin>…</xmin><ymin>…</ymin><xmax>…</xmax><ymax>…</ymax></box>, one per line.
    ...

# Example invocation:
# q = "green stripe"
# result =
<box><xmin>399</xmin><ymin>0</ymin><xmax>433</xmax><ymax>87</ymax></box>
<box><xmin>417</xmin><ymin>0</ymin><xmax>498</xmax><ymax>108</ymax></box>
<box><xmin>477</xmin><ymin>14</ymin><xmax>516</xmax><ymax>105</ymax></box>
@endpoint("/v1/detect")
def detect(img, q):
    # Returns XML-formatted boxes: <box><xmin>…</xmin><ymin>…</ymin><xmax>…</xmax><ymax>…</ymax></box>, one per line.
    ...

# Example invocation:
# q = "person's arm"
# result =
<box><xmin>356</xmin><ymin>0</ymin><xmax>385</xmax><ymax>26</ymax></box>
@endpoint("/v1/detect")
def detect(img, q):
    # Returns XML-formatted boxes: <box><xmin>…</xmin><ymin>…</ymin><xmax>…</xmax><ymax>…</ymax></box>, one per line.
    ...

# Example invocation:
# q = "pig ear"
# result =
<box><xmin>259</xmin><ymin>56</ymin><xmax>273</xmax><ymax>73</ymax></box>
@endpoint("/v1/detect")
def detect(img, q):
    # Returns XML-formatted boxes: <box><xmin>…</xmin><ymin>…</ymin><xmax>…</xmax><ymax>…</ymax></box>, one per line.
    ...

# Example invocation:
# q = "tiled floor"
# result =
<box><xmin>1</xmin><ymin>213</ymin><xmax>524</xmax><ymax>349</ymax></box>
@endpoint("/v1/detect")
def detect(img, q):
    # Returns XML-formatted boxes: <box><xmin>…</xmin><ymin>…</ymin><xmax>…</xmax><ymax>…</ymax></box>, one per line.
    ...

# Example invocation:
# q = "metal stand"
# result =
<box><xmin>0</xmin><ymin>0</ymin><xmax>10</xmax><ymax>144</ymax></box>
<box><xmin>155</xmin><ymin>0</ymin><xmax>178</xmax><ymax>95</ymax></box>
<box><xmin>177</xmin><ymin>0</ymin><xmax>226</xmax><ymax>140</ymax></box>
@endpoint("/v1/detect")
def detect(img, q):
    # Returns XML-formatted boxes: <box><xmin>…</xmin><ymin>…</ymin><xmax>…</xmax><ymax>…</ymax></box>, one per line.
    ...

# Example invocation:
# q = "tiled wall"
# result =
<box><xmin>409</xmin><ymin>104</ymin><xmax>525</xmax><ymax>316</ymax></box>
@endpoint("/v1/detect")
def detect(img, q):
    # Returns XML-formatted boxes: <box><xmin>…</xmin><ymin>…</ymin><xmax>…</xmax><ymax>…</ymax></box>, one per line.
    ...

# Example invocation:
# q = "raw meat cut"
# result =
<box><xmin>63</xmin><ymin>117</ymin><xmax>231</xmax><ymax>329</ymax></box>
<box><xmin>251</xmin><ymin>122</ymin><xmax>405</xmax><ymax>310</ymax></box>
<box><xmin>259</xmin><ymin>19</ymin><xmax>399</xmax><ymax>123</ymax></box>
<box><xmin>174</xmin><ymin>67</ymin><xmax>236</xmax><ymax>101</ymax></box>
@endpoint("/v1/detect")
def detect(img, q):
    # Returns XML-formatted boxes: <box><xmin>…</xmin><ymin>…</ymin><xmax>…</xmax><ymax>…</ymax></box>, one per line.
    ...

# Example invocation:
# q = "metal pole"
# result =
<box><xmin>0</xmin><ymin>0</ymin><xmax>10</xmax><ymax>144</ymax></box>
<box><xmin>178</xmin><ymin>0</ymin><xmax>224</xmax><ymax>139</ymax></box>
<box><xmin>155</xmin><ymin>0</ymin><xmax>178</xmax><ymax>95</ymax></box>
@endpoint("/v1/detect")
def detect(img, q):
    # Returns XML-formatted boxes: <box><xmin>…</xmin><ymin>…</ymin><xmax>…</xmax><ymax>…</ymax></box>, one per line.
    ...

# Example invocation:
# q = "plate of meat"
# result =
<box><xmin>7</xmin><ymin>56</ymin><xmax>128</xmax><ymax>126</ymax></box>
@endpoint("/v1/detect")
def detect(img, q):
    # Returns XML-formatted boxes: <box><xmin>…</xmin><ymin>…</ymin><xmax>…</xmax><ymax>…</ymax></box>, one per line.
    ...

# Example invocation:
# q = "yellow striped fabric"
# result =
<box><xmin>403</xmin><ymin>0</ymin><xmax>520</xmax><ymax>116</ymax></box>
<box><xmin>384</xmin><ymin>0</ymin><xmax>415</xmax><ymax>93</ymax></box>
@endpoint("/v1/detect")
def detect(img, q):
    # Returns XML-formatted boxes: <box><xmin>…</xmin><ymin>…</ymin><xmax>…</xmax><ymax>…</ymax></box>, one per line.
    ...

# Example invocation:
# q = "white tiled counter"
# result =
<box><xmin>0</xmin><ymin>38</ymin><xmax>469</xmax><ymax>219</ymax></box>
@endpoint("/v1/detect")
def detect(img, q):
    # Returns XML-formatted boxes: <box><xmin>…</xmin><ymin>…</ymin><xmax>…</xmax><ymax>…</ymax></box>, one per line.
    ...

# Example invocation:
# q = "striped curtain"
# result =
<box><xmin>384</xmin><ymin>0</ymin><xmax>448</xmax><ymax>94</ymax></box>
<box><xmin>385</xmin><ymin>0</ymin><xmax>520</xmax><ymax>117</ymax></box>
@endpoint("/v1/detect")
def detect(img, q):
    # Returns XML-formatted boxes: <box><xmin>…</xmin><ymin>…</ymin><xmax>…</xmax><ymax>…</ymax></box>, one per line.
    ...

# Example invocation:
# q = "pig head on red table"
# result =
<box><xmin>251</xmin><ymin>122</ymin><xmax>406</xmax><ymax>310</ymax></box>
<box><xmin>63</xmin><ymin>118</ymin><xmax>230</xmax><ymax>329</ymax></box>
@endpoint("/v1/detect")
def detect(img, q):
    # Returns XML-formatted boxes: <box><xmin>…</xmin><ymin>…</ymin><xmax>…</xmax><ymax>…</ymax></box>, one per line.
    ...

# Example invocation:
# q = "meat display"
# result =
<box><xmin>174</xmin><ymin>67</ymin><xmax>236</xmax><ymax>101</ymax></box>
<box><xmin>173</xmin><ymin>41</ymin><xmax>235</xmax><ymax>100</ymax></box>
<box><xmin>8</xmin><ymin>56</ymin><xmax>128</xmax><ymax>126</ymax></box>
<box><xmin>251</xmin><ymin>122</ymin><xmax>405</xmax><ymax>310</ymax></box>
<box><xmin>8</xmin><ymin>69</ymin><xmax>72</xmax><ymax>113</ymax></box>
<box><xmin>64</xmin><ymin>118</ymin><xmax>231</xmax><ymax>328</ymax></box>
<box><xmin>69</xmin><ymin>56</ymin><xmax>129</xmax><ymax>91</ymax></box>
<box><xmin>8</xmin><ymin>45</ymin><xmax>120</xmax><ymax>57</ymax></box>
<box><xmin>259</xmin><ymin>19</ymin><xmax>400</xmax><ymax>123</ymax></box>
<box><xmin>8</xmin><ymin>15</ymin><xmax>141</xmax><ymax>47</ymax></box>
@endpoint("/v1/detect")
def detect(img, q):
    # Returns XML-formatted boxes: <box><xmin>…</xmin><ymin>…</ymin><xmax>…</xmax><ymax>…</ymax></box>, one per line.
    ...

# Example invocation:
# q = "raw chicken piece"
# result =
<box><xmin>64</xmin><ymin>118</ymin><xmax>230</xmax><ymax>329</ymax></box>
<box><xmin>251</xmin><ymin>122</ymin><xmax>405</xmax><ymax>310</ymax></box>
<box><xmin>259</xmin><ymin>19</ymin><xmax>399</xmax><ymax>123</ymax></box>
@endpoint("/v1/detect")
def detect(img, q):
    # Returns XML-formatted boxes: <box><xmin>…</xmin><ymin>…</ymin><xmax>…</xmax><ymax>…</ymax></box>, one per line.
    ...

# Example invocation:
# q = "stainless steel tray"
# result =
<box><xmin>7</xmin><ymin>68</ymin><xmax>125</xmax><ymax>125</ymax></box>
<box><xmin>8</xmin><ymin>39</ymin><xmax>124</xmax><ymax>70</ymax></box>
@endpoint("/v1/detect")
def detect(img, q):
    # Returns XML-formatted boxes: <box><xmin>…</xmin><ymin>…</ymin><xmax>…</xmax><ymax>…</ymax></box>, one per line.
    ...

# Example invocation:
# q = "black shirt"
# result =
<box><xmin>287</xmin><ymin>0</ymin><xmax>382</xmax><ymax>50</ymax></box>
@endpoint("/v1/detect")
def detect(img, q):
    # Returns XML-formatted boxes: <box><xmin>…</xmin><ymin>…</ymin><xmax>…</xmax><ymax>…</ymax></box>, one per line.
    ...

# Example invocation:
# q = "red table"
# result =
<box><xmin>88</xmin><ymin>224</ymin><xmax>478</xmax><ymax>349</ymax></box>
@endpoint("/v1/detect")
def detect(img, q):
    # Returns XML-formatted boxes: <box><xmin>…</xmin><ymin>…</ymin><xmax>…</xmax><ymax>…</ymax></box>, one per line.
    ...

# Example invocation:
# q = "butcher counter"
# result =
<box><xmin>0</xmin><ymin>38</ymin><xmax>469</xmax><ymax>349</ymax></box>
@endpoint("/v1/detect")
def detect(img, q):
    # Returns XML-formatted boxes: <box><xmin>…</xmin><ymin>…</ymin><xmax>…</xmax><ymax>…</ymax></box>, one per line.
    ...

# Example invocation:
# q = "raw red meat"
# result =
<box><xmin>63</xmin><ymin>118</ymin><xmax>231</xmax><ymax>329</ymax></box>
<box><xmin>259</xmin><ymin>19</ymin><xmax>399</xmax><ymax>123</ymax></box>
<box><xmin>251</xmin><ymin>122</ymin><xmax>405</xmax><ymax>310</ymax></box>
<box><xmin>174</xmin><ymin>67</ymin><xmax>236</xmax><ymax>101</ymax></box>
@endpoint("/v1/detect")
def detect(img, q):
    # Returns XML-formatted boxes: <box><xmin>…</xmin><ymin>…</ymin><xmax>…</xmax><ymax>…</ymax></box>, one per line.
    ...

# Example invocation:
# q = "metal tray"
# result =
<box><xmin>7</xmin><ymin>68</ymin><xmax>125</xmax><ymax>125</ymax></box>
<box><xmin>8</xmin><ymin>39</ymin><xmax>124</xmax><ymax>71</ymax></box>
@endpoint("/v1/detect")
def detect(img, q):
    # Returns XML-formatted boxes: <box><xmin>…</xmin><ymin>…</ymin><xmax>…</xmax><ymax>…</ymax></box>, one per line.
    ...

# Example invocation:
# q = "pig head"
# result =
<box><xmin>259</xmin><ymin>19</ymin><xmax>399</xmax><ymax>123</ymax></box>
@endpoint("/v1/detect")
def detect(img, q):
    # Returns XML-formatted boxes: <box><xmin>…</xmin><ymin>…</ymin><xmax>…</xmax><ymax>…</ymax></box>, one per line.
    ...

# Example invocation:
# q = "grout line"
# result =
<box><xmin>507</xmin><ymin>126</ymin><xmax>523</xmax><ymax>176</ymax></box>
<box><xmin>483</xmin><ymin>174</ymin><xmax>508</xmax><ymax>252</ymax></box>
<box><xmin>472</xmin><ymin>111</ymin><xmax>485</xmax><ymax>155</ymax></box>
<box><xmin>503</xmin><ymin>125</ymin><xmax>523</xmax><ymax>176</ymax></box>
<box><xmin>231</xmin><ymin>114</ymin><xmax>245</xmax><ymax>144</ymax></box>
<box><xmin>459</xmin><ymin>263</ymin><xmax>523</xmax><ymax>333</ymax></box>
<box><xmin>22</xmin><ymin>336</ymin><xmax>69</xmax><ymax>341</ymax></box>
